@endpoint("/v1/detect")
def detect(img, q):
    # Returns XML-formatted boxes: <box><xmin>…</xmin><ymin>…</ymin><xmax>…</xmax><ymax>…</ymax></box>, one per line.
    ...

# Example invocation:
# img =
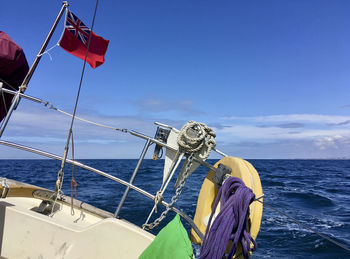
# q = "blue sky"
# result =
<box><xmin>1</xmin><ymin>0</ymin><xmax>350</xmax><ymax>159</ymax></box>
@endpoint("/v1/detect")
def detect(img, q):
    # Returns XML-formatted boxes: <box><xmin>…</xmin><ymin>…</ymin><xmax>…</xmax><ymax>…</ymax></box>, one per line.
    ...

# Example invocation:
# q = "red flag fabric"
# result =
<box><xmin>59</xmin><ymin>10</ymin><xmax>109</xmax><ymax>68</ymax></box>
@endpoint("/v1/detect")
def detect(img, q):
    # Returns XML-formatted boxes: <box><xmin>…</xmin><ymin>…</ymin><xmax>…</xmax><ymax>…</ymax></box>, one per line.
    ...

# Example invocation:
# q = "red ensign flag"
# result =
<box><xmin>59</xmin><ymin>10</ymin><xmax>109</xmax><ymax>68</ymax></box>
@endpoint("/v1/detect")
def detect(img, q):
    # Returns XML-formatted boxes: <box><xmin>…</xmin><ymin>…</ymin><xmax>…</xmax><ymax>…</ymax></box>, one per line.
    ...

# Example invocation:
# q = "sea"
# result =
<box><xmin>0</xmin><ymin>159</ymin><xmax>349</xmax><ymax>258</ymax></box>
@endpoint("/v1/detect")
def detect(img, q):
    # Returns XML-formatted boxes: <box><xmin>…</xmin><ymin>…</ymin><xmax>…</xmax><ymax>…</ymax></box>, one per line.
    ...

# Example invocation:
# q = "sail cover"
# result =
<box><xmin>0</xmin><ymin>31</ymin><xmax>29</xmax><ymax>121</ymax></box>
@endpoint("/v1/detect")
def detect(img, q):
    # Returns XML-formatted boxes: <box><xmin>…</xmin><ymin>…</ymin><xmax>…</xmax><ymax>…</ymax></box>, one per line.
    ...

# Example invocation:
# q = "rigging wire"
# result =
<box><xmin>0</xmin><ymin>82</ymin><xmax>129</xmax><ymax>133</ymax></box>
<box><xmin>54</xmin><ymin>0</ymin><xmax>100</xmax><ymax>195</ymax></box>
<box><xmin>256</xmin><ymin>199</ymin><xmax>350</xmax><ymax>253</ymax></box>
<box><xmin>0</xmin><ymin>79</ymin><xmax>15</xmax><ymax>118</ymax></box>
<box><xmin>50</xmin><ymin>105</ymin><xmax>128</xmax><ymax>133</ymax></box>
<box><xmin>0</xmin><ymin>77</ymin><xmax>17</xmax><ymax>91</ymax></box>
<box><xmin>0</xmin><ymin>92</ymin><xmax>8</xmax><ymax>115</ymax></box>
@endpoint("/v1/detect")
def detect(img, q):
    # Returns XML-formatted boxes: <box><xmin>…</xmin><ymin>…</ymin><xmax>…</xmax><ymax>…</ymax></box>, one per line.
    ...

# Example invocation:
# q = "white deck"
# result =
<box><xmin>0</xmin><ymin>197</ymin><xmax>154</xmax><ymax>259</ymax></box>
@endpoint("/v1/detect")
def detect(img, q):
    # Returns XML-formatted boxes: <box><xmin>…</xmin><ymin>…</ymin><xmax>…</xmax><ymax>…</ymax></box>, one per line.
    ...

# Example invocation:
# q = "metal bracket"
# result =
<box><xmin>212</xmin><ymin>163</ymin><xmax>231</xmax><ymax>189</ymax></box>
<box><xmin>152</xmin><ymin>126</ymin><xmax>170</xmax><ymax>160</ymax></box>
<box><xmin>1</xmin><ymin>178</ymin><xmax>9</xmax><ymax>198</ymax></box>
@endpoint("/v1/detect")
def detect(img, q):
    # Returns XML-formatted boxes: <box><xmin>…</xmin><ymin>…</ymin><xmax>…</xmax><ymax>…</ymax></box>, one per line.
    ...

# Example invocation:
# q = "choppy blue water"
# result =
<box><xmin>0</xmin><ymin>159</ymin><xmax>349</xmax><ymax>258</ymax></box>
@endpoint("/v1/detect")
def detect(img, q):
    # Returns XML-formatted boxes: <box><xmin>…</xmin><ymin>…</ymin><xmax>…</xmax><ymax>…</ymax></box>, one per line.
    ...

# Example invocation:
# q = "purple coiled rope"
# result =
<box><xmin>199</xmin><ymin>177</ymin><xmax>257</xmax><ymax>259</ymax></box>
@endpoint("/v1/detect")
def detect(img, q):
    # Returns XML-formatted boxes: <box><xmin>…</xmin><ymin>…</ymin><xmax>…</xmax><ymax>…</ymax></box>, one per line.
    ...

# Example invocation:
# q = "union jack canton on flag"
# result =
<box><xmin>59</xmin><ymin>9</ymin><xmax>109</xmax><ymax>69</ymax></box>
<box><xmin>65</xmin><ymin>11</ymin><xmax>91</xmax><ymax>45</ymax></box>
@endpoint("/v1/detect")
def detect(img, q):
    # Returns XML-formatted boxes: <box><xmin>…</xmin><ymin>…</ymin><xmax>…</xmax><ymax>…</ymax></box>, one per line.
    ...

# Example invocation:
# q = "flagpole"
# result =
<box><xmin>21</xmin><ymin>1</ymin><xmax>69</xmax><ymax>90</ymax></box>
<box><xmin>0</xmin><ymin>1</ymin><xmax>68</xmax><ymax>138</ymax></box>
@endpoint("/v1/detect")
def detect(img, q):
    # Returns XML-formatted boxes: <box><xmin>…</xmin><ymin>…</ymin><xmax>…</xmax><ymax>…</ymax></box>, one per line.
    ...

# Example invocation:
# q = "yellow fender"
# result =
<box><xmin>191</xmin><ymin>157</ymin><xmax>263</xmax><ymax>253</ymax></box>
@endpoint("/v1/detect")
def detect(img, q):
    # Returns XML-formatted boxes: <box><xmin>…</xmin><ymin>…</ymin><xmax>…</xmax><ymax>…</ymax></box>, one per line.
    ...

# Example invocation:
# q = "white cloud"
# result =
<box><xmin>313</xmin><ymin>135</ymin><xmax>346</xmax><ymax>150</ymax></box>
<box><xmin>221</xmin><ymin>114</ymin><xmax>350</xmax><ymax>124</ymax></box>
<box><xmin>215</xmin><ymin>125</ymin><xmax>350</xmax><ymax>141</ymax></box>
<box><xmin>2</xmin><ymin>107</ymin><xmax>350</xmax><ymax>159</ymax></box>
<box><xmin>212</xmin><ymin>113</ymin><xmax>350</xmax><ymax>158</ymax></box>
<box><xmin>217</xmin><ymin>113</ymin><xmax>350</xmax><ymax>142</ymax></box>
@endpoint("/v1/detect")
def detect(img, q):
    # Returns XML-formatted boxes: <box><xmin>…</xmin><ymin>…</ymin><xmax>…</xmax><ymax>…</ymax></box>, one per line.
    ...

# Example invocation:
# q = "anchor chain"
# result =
<box><xmin>142</xmin><ymin>153</ymin><xmax>194</xmax><ymax>230</ymax></box>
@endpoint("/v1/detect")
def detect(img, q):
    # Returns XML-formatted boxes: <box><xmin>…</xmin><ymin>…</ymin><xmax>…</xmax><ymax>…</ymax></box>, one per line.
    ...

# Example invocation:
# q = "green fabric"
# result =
<box><xmin>139</xmin><ymin>214</ymin><xmax>193</xmax><ymax>259</ymax></box>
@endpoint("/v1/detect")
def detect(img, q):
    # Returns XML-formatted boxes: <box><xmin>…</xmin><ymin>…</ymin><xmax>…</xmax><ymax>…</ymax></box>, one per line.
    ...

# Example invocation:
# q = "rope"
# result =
<box><xmin>177</xmin><ymin>121</ymin><xmax>216</xmax><ymax>157</ymax></box>
<box><xmin>256</xmin><ymin>200</ymin><xmax>350</xmax><ymax>253</ymax></box>
<box><xmin>153</xmin><ymin>190</ymin><xmax>163</xmax><ymax>213</ymax></box>
<box><xmin>200</xmin><ymin>177</ymin><xmax>256</xmax><ymax>259</ymax></box>
<box><xmin>36</xmin><ymin>43</ymin><xmax>59</xmax><ymax>61</ymax></box>
<box><xmin>174</xmin><ymin>121</ymin><xmax>216</xmax><ymax>188</ymax></box>
<box><xmin>70</xmin><ymin>131</ymin><xmax>77</xmax><ymax>216</ymax></box>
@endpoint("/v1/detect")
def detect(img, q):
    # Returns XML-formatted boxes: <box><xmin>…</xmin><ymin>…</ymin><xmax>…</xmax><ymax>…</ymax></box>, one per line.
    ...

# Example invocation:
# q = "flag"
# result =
<box><xmin>59</xmin><ymin>10</ymin><xmax>109</xmax><ymax>68</ymax></box>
